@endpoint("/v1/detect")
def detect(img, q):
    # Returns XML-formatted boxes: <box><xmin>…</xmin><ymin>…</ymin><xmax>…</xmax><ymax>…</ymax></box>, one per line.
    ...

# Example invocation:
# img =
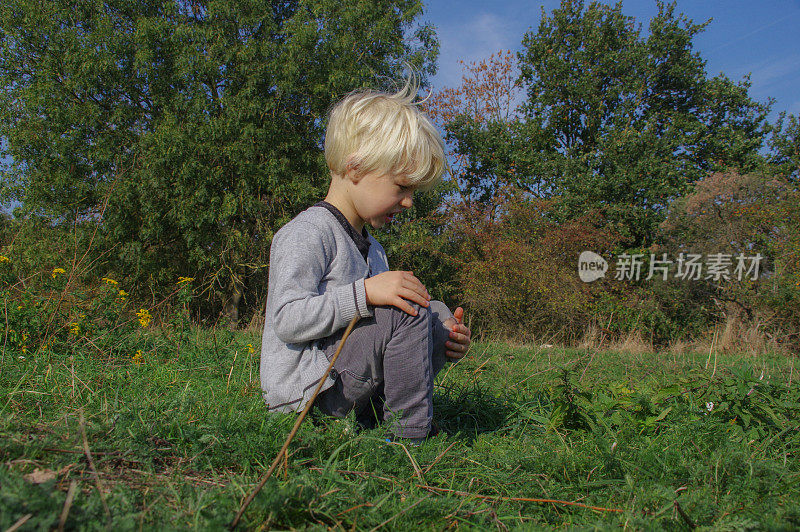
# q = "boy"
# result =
<box><xmin>260</xmin><ymin>79</ymin><xmax>471</xmax><ymax>442</ymax></box>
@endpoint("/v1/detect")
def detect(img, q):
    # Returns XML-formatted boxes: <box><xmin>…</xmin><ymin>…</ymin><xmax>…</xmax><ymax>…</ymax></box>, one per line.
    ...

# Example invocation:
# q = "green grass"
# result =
<box><xmin>2</xmin><ymin>330</ymin><xmax>799</xmax><ymax>530</ymax></box>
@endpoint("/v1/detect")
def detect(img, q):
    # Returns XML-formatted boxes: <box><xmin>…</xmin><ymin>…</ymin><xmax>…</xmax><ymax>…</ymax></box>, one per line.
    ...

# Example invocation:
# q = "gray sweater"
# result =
<box><xmin>259</xmin><ymin>205</ymin><xmax>390</xmax><ymax>412</ymax></box>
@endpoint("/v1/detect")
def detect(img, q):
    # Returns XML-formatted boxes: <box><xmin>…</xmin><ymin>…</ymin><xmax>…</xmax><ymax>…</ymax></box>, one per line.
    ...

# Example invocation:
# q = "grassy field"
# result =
<box><xmin>2</xmin><ymin>328</ymin><xmax>799</xmax><ymax>530</ymax></box>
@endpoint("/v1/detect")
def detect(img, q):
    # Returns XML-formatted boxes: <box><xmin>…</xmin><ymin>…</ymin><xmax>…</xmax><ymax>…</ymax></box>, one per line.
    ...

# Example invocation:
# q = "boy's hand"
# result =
<box><xmin>364</xmin><ymin>271</ymin><xmax>430</xmax><ymax>316</ymax></box>
<box><xmin>443</xmin><ymin>307</ymin><xmax>471</xmax><ymax>361</ymax></box>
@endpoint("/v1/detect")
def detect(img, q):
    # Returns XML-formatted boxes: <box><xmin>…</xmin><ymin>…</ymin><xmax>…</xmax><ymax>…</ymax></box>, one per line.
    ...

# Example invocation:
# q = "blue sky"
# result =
<box><xmin>422</xmin><ymin>0</ymin><xmax>800</xmax><ymax>120</ymax></box>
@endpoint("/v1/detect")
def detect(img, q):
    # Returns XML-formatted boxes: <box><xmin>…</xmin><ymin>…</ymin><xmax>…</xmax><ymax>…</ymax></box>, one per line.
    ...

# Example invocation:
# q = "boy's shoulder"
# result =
<box><xmin>275</xmin><ymin>204</ymin><xmax>338</xmax><ymax>239</ymax></box>
<box><xmin>273</xmin><ymin>203</ymin><xmax>386</xmax><ymax>256</ymax></box>
<box><xmin>272</xmin><ymin>204</ymin><xmax>366</xmax><ymax>255</ymax></box>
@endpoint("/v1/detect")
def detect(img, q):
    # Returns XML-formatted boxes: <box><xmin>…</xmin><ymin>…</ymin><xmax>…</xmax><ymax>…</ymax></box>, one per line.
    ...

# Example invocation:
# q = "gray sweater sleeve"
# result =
<box><xmin>268</xmin><ymin>221</ymin><xmax>369</xmax><ymax>344</ymax></box>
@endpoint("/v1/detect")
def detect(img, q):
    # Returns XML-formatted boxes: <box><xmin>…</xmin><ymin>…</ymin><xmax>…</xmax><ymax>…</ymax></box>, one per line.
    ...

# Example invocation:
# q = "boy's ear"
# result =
<box><xmin>344</xmin><ymin>156</ymin><xmax>363</xmax><ymax>183</ymax></box>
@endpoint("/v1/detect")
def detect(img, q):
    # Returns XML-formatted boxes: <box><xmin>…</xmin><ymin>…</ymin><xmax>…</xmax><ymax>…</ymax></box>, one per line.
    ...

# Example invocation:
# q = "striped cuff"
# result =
<box><xmin>335</xmin><ymin>279</ymin><xmax>372</xmax><ymax>323</ymax></box>
<box><xmin>353</xmin><ymin>278</ymin><xmax>373</xmax><ymax>318</ymax></box>
<box><xmin>334</xmin><ymin>281</ymin><xmax>358</xmax><ymax>324</ymax></box>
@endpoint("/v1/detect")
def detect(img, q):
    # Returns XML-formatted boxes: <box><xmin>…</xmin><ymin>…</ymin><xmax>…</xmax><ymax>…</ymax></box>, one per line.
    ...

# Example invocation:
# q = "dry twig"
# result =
<box><xmin>78</xmin><ymin>410</ymin><xmax>111</xmax><ymax>522</ymax></box>
<box><xmin>387</xmin><ymin>441</ymin><xmax>423</xmax><ymax>480</ymax></box>
<box><xmin>5</xmin><ymin>514</ymin><xmax>33</xmax><ymax>532</ymax></box>
<box><xmin>368</xmin><ymin>495</ymin><xmax>430</xmax><ymax>532</ymax></box>
<box><xmin>57</xmin><ymin>480</ymin><xmax>78</xmax><ymax>532</ymax></box>
<box><xmin>422</xmin><ymin>441</ymin><xmax>457</xmax><ymax>476</ymax></box>
<box><xmin>415</xmin><ymin>484</ymin><xmax>623</xmax><ymax>513</ymax></box>
<box><xmin>230</xmin><ymin>315</ymin><xmax>360</xmax><ymax>529</ymax></box>
<box><xmin>674</xmin><ymin>500</ymin><xmax>696</xmax><ymax>529</ymax></box>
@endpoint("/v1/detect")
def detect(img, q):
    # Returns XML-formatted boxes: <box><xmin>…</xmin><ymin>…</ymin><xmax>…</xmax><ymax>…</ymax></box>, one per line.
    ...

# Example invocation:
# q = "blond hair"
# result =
<box><xmin>324</xmin><ymin>76</ymin><xmax>446</xmax><ymax>190</ymax></box>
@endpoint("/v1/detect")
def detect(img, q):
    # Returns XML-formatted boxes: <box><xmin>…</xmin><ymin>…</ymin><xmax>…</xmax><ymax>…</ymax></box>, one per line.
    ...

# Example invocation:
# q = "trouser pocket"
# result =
<box><xmin>317</xmin><ymin>368</ymin><xmax>376</xmax><ymax>418</ymax></box>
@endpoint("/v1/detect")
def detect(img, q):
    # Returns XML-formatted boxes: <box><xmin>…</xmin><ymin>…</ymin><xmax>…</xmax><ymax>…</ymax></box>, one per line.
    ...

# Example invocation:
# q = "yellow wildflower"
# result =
<box><xmin>247</xmin><ymin>343</ymin><xmax>255</xmax><ymax>354</ymax></box>
<box><xmin>69</xmin><ymin>322</ymin><xmax>80</xmax><ymax>335</ymax></box>
<box><xmin>0</xmin><ymin>255</ymin><xmax>10</xmax><ymax>264</ymax></box>
<box><xmin>177</xmin><ymin>276</ymin><xmax>194</xmax><ymax>285</ymax></box>
<box><xmin>132</xmin><ymin>350</ymin><xmax>144</xmax><ymax>364</ymax></box>
<box><xmin>102</xmin><ymin>277</ymin><xmax>119</xmax><ymax>286</ymax></box>
<box><xmin>117</xmin><ymin>289</ymin><xmax>128</xmax><ymax>301</ymax></box>
<box><xmin>136</xmin><ymin>308</ymin><xmax>152</xmax><ymax>327</ymax></box>
<box><xmin>51</xmin><ymin>267</ymin><xmax>66</xmax><ymax>279</ymax></box>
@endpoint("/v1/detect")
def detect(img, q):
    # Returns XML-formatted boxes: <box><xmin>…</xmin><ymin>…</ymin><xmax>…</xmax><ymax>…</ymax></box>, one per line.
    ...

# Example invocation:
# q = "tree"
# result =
<box><xmin>424</xmin><ymin>50</ymin><xmax>526</xmax><ymax>208</ymax></box>
<box><xmin>517</xmin><ymin>0</ymin><xmax>773</xmax><ymax>246</ymax></box>
<box><xmin>768</xmin><ymin>112</ymin><xmax>800</xmax><ymax>186</ymax></box>
<box><xmin>660</xmin><ymin>170</ymin><xmax>800</xmax><ymax>347</ymax></box>
<box><xmin>440</xmin><ymin>1</ymin><xmax>771</xmax><ymax>247</ymax></box>
<box><xmin>0</xmin><ymin>0</ymin><xmax>438</xmax><ymax>321</ymax></box>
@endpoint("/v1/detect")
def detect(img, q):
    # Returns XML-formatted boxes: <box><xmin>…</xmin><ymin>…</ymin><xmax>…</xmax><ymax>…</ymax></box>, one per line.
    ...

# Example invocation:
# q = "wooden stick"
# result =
<box><xmin>226</xmin><ymin>348</ymin><xmax>239</xmax><ymax>393</ymax></box>
<box><xmin>5</xmin><ymin>514</ymin><xmax>33</xmax><ymax>532</ymax></box>
<box><xmin>387</xmin><ymin>441</ymin><xmax>423</xmax><ymax>480</ymax></box>
<box><xmin>368</xmin><ymin>495</ymin><xmax>430</xmax><ymax>532</ymax></box>
<box><xmin>422</xmin><ymin>441</ymin><xmax>457</xmax><ymax>476</ymax></box>
<box><xmin>58</xmin><ymin>480</ymin><xmax>78</xmax><ymax>532</ymax></box>
<box><xmin>79</xmin><ymin>410</ymin><xmax>111</xmax><ymax>522</ymax></box>
<box><xmin>415</xmin><ymin>484</ymin><xmax>623</xmax><ymax>513</ymax></box>
<box><xmin>674</xmin><ymin>500</ymin><xmax>696</xmax><ymax>528</ymax></box>
<box><xmin>230</xmin><ymin>315</ymin><xmax>360</xmax><ymax>530</ymax></box>
<box><xmin>705</xmin><ymin>328</ymin><xmax>717</xmax><ymax>369</ymax></box>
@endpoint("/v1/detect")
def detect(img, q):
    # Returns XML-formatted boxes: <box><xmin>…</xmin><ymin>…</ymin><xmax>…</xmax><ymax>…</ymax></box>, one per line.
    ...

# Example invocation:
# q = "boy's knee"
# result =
<box><xmin>406</xmin><ymin>302</ymin><xmax>432</xmax><ymax>326</ymax></box>
<box><xmin>428</xmin><ymin>300</ymin><xmax>450</xmax><ymax>322</ymax></box>
<box><xmin>373</xmin><ymin>302</ymin><xmax>430</xmax><ymax>331</ymax></box>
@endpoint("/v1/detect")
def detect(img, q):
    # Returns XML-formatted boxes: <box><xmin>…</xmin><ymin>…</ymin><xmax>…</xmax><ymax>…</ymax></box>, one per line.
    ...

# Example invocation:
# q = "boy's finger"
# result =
<box><xmin>453</xmin><ymin>307</ymin><xmax>464</xmax><ymax>324</ymax></box>
<box><xmin>407</xmin><ymin>273</ymin><xmax>430</xmax><ymax>299</ymax></box>
<box><xmin>413</xmin><ymin>281</ymin><xmax>431</xmax><ymax>300</ymax></box>
<box><xmin>402</xmin><ymin>277</ymin><xmax>430</xmax><ymax>299</ymax></box>
<box><xmin>448</xmin><ymin>331</ymin><xmax>469</xmax><ymax>344</ymax></box>
<box><xmin>446</xmin><ymin>350</ymin><xmax>466</xmax><ymax>360</ymax></box>
<box><xmin>445</xmin><ymin>340</ymin><xmax>467</xmax><ymax>352</ymax></box>
<box><xmin>396</xmin><ymin>299</ymin><xmax>418</xmax><ymax>316</ymax></box>
<box><xmin>401</xmin><ymin>288</ymin><xmax>429</xmax><ymax>308</ymax></box>
<box><xmin>449</xmin><ymin>324</ymin><xmax>470</xmax><ymax>337</ymax></box>
<box><xmin>410</xmin><ymin>283</ymin><xmax>430</xmax><ymax>301</ymax></box>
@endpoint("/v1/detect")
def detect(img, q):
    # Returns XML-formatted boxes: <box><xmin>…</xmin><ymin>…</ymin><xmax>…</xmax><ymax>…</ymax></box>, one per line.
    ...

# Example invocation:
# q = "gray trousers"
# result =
<box><xmin>316</xmin><ymin>300</ymin><xmax>452</xmax><ymax>438</ymax></box>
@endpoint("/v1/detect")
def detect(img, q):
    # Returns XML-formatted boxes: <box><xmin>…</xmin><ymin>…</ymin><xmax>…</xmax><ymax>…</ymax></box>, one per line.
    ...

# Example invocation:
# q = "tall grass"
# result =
<box><xmin>2</xmin><ymin>335</ymin><xmax>799</xmax><ymax>528</ymax></box>
<box><xmin>1</xmin><ymin>260</ymin><xmax>798</xmax><ymax>529</ymax></box>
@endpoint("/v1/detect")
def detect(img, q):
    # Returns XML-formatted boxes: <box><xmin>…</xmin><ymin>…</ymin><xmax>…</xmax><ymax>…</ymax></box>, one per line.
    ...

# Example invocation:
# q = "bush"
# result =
<box><xmin>659</xmin><ymin>170</ymin><xmax>800</xmax><ymax>349</ymax></box>
<box><xmin>452</xmin><ymin>194</ymin><xmax>622</xmax><ymax>342</ymax></box>
<box><xmin>0</xmin><ymin>243</ymin><xmax>196</xmax><ymax>363</ymax></box>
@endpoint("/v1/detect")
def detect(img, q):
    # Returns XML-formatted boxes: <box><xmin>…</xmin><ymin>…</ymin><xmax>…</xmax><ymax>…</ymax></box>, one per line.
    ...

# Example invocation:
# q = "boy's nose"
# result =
<box><xmin>400</xmin><ymin>195</ymin><xmax>413</xmax><ymax>209</ymax></box>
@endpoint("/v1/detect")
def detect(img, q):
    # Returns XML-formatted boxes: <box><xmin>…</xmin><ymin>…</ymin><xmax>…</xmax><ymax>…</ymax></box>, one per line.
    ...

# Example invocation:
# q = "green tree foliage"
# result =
<box><xmin>0</xmin><ymin>0</ymin><xmax>437</xmax><ymax>321</ymax></box>
<box><xmin>444</xmin><ymin>0</ymin><xmax>771</xmax><ymax>247</ymax></box>
<box><xmin>768</xmin><ymin>112</ymin><xmax>800</xmax><ymax>185</ymax></box>
<box><xmin>450</xmin><ymin>193</ymin><xmax>624</xmax><ymax>342</ymax></box>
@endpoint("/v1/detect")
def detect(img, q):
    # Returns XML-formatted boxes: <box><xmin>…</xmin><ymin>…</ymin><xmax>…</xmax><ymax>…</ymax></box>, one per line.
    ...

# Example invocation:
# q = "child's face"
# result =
<box><xmin>349</xmin><ymin>169</ymin><xmax>415</xmax><ymax>230</ymax></box>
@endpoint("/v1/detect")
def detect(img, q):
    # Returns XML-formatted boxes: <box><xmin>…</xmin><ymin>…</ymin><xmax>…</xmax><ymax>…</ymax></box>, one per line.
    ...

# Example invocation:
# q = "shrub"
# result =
<box><xmin>0</xmin><ymin>243</ymin><xmax>196</xmax><ymax>363</ymax></box>
<box><xmin>660</xmin><ymin>170</ymin><xmax>800</xmax><ymax>349</ymax></box>
<box><xmin>453</xmin><ymin>194</ymin><xmax>622</xmax><ymax>342</ymax></box>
